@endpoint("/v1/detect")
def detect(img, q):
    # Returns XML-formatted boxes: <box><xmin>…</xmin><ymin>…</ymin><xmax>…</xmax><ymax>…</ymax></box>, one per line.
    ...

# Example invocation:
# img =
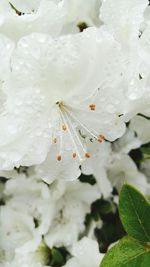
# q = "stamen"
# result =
<box><xmin>97</xmin><ymin>135</ymin><xmax>105</xmax><ymax>143</ymax></box>
<box><xmin>62</xmin><ymin>124</ymin><xmax>67</xmax><ymax>131</ymax></box>
<box><xmin>56</xmin><ymin>105</ymin><xmax>65</xmax><ymax>161</ymax></box>
<box><xmin>53</xmin><ymin>138</ymin><xmax>57</xmax><ymax>144</ymax></box>
<box><xmin>62</xmin><ymin>105</ymin><xmax>101</xmax><ymax>142</ymax></box>
<box><xmin>89</xmin><ymin>104</ymin><xmax>96</xmax><ymax>111</ymax></box>
<box><xmin>64</xmin><ymin>111</ymin><xmax>87</xmax><ymax>152</ymax></box>
<box><xmin>85</xmin><ymin>153</ymin><xmax>91</xmax><ymax>158</ymax></box>
<box><xmin>73</xmin><ymin>153</ymin><xmax>77</xmax><ymax>158</ymax></box>
<box><xmin>57</xmin><ymin>155</ymin><xmax>62</xmax><ymax>161</ymax></box>
<box><xmin>58</xmin><ymin>107</ymin><xmax>83</xmax><ymax>161</ymax></box>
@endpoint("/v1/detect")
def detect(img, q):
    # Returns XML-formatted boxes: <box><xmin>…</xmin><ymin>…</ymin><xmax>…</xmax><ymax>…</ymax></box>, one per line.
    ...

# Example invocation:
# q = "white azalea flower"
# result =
<box><xmin>0</xmin><ymin>174</ymin><xmax>54</xmax><ymax>257</ymax></box>
<box><xmin>45</xmin><ymin>180</ymin><xmax>100</xmax><ymax>248</ymax></box>
<box><xmin>82</xmin><ymin>141</ymin><xmax>112</xmax><ymax>198</ymax></box>
<box><xmin>112</xmin><ymin>128</ymin><xmax>141</xmax><ymax>154</ymax></box>
<box><xmin>104</xmin><ymin>127</ymin><xmax>150</xmax><ymax>196</ymax></box>
<box><xmin>0</xmin><ymin>206</ymin><xmax>41</xmax><ymax>261</ymax></box>
<box><xmin>64</xmin><ymin>237</ymin><xmax>104</xmax><ymax>267</ymax></box>
<box><xmin>0</xmin><ymin>27</ymin><xmax>126</xmax><ymax>170</ymax></box>
<box><xmin>108</xmin><ymin>154</ymin><xmax>148</xmax><ymax>195</ymax></box>
<box><xmin>0</xmin><ymin>0</ymin><xmax>66</xmax><ymax>41</ymax></box>
<box><xmin>101</xmin><ymin>0</ymin><xmax>150</xmax><ymax>121</ymax></box>
<box><xmin>2</xmin><ymin>241</ymin><xmax>51</xmax><ymax>267</ymax></box>
<box><xmin>130</xmin><ymin>115</ymin><xmax>150</xmax><ymax>144</ymax></box>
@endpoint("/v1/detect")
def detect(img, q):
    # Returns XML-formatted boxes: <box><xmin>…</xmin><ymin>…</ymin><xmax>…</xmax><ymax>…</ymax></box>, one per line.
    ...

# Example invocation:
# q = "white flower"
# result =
<box><xmin>130</xmin><ymin>115</ymin><xmax>150</xmax><ymax>144</ymax></box>
<box><xmin>0</xmin><ymin>206</ymin><xmax>41</xmax><ymax>260</ymax></box>
<box><xmin>100</xmin><ymin>0</ymin><xmax>150</xmax><ymax>121</ymax></box>
<box><xmin>112</xmin><ymin>128</ymin><xmax>141</xmax><ymax>154</ymax></box>
<box><xmin>1</xmin><ymin>241</ymin><xmax>51</xmax><ymax>267</ymax></box>
<box><xmin>0</xmin><ymin>27</ymin><xmax>126</xmax><ymax>170</ymax></box>
<box><xmin>108</xmin><ymin>154</ymin><xmax>149</xmax><ymax>195</ymax></box>
<box><xmin>105</xmin><ymin>127</ymin><xmax>150</xmax><ymax>195</ymax></box>
<box><xmin>64</xmin><ymin>237</ymin><xmax>104</xmax><ymax>267</ymax></box>
<box><xmin>0</xmin><ymin>0</ymin><xmax>66</xmax><ymax>41</ymax></box>
<box><xmin>45</xmin><ymin>180</ymin><xmax>100</xmax><ymax>248</ymax></box>
<box><xmin>0</xmin><ymin>174</ymin><xmax>54</xmax><ymax>257</ymax></box>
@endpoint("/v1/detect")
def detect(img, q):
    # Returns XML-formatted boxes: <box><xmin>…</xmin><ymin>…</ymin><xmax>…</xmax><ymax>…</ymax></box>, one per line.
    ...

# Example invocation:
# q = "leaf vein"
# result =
<box><xmin>127</xmin><ymin>188</ymin><xmax>150</xmax><ymax>241</ymax></box>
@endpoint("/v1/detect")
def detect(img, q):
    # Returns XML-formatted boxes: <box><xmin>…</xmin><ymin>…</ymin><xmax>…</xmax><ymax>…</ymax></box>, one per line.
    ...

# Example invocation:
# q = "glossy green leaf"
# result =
<box><xmin>119</xmin><ymin>184</ymin><xmax>150</xmax><ymax>242</ymax></box>
<box><xmin>100</xmin><ymin>236</ymin><xmax>150</xmax><ymax>267</ymax></box>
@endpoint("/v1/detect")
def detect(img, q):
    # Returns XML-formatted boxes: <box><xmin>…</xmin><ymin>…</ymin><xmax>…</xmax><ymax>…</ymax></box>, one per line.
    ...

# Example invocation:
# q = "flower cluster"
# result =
<box><xmin>0</xmin><ymin>0</ymin><xmax>150</xmax><ymax>266</ymax></box>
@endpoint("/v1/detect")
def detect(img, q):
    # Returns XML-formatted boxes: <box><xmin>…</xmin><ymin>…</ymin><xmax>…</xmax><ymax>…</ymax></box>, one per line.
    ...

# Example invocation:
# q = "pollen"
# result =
<box><xmin>57</xmin><ymin>155</ymin><xmax>62</xmax><ymax>161</ymax></box>
<box><xmin>85</xmin><ymin>153</ymin><xmax>91</xmax><ymax>158</ymax></box>
<box><xmin>62</xmin><ymin>124</ymin><xmax>67</xmax><ymax>131</ymax></box>
<box><xmin>53</xmin><ymin>138</ymin><xmax>57</xmax><ymax>144</ymax></box>
<box><xmin>97</xmin><ymin>135</ymin><xmax>105</xmax><ymax>143</ymax></box>
<box><xmin>73</xmin><ymin>153</ymin><xmax>77</xmax><ymax>158</ymax></box>
<box><xmin>89</xmin><ymin>104</ymin><xmax>96</xmax><ymax>111</ymax></box>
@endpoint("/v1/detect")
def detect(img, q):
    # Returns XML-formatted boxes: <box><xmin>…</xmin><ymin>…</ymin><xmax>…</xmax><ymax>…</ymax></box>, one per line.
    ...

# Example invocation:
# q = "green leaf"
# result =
<box><xmin>119</xmin><ymin>184</ymin><xmax>150</xmax><ymax>242</ymax></box>
<box><xmin>100</xmin><ymin>236</ymin><xmax>150</xmax><ymax>267</ymax></box>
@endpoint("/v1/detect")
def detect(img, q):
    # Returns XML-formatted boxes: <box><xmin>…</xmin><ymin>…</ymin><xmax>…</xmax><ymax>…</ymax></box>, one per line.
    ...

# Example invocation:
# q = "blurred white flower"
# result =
<box><xmin>107</xmin><ymin>127</ymin><xmax>150</xmax><ymax>195</ymax></box>
<box><xmin>108</xmin><ymin>154</ymin><xmax>149</xmax><ymax>195</ymax></box>
<box><xmin>0</xmin><ymin>174</ymin><xmax>54</xmax><ymax>258</ymax></box>
<box><xmin>130</xmin><ymin>115</ymin><xmax>150</xmax><ymax>144</ymax></box>
<box><xmin>2</xmin><ymin>241</ymin><xmax>51</xmax><ymax>267</ymax></box>
<box><xmin>64</xmin><ymin>237</ymin><xmax>104</xmax><ymax>267</ymax></box>
<box><xmin>112</xmin><ymin>128</ymin><xmax>141</xmax><ymax>154</ymax></box>
<box><xmin>45</xmin><ymin>180</ymin><xmax>100</xmax><ymax>248</ymax></box>
<box><xmin>2</xmin><ymin>238</ymin><xmax>103</xmax><ymax>267</ymax></box>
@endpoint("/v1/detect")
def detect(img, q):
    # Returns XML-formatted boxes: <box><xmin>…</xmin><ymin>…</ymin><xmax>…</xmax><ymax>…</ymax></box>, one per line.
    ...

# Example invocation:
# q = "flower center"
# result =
<box><xmin>52</xmin><ymin>101</ymin><xmax>105</xmax><ymax>162</ymax></box>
